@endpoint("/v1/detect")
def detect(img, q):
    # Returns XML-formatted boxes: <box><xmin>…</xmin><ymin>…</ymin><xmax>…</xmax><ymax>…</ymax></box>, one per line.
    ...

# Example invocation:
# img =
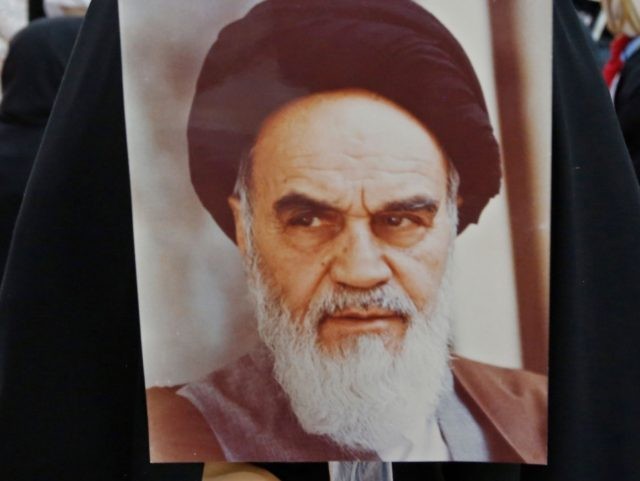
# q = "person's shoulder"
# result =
<box><xmin>452</xmin><ymin>355</ymin><xmax>547</xmax><ymax>397</ymax></box>
<box><xmin>451</xmin><ymin>356</ymin><xmax>547</xmax><ymax>464</ymax></box>
<box><xmin>146</xmin><ymin>385</ymin><xmax>225</xmax><ymax>462</ymax></box>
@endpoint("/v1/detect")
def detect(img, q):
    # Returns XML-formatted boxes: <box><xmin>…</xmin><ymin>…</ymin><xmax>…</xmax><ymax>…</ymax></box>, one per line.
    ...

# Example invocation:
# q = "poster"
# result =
<box><xmin>119</xmin><ymin>0</ymin><xmax>551</xmax><ymax>463</ymax></box>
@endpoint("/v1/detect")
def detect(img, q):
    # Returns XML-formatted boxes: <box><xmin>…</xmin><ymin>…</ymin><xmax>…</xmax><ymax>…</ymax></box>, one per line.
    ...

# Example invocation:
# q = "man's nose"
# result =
<box><xmin>329</xmin><ymin>222</ymin><xmax>392</xmax><ymax>289</ymax></box>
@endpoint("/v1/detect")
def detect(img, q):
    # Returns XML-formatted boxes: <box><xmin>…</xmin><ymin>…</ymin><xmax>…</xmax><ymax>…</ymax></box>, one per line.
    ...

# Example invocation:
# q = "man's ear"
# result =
<box><xmin>456</xmin><ymin>195</ymin><xmax>464</xmax><ymax>208</ymax></box>
<box><xmin>228</xmin><ymin>195</ymin><xmax>248</xmax><ymax>257</ymax></box>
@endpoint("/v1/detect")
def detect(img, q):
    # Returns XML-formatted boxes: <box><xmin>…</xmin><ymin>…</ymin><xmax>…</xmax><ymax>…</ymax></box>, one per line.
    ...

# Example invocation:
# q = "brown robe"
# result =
<box><xmin>146</xmin><ymin>355</ymin><xmax>547</xmax><ymax>464</ymax></box>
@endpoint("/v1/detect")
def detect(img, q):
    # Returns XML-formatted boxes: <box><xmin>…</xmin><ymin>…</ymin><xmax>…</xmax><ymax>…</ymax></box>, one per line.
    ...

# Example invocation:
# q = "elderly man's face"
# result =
<box><xmin>230</xmin><ymin>90</ymin><xmax>455</xmax><ymax>354</ymax></box>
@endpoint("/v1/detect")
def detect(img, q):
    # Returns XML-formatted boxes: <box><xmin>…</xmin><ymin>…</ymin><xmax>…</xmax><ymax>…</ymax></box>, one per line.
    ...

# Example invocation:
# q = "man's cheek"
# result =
<box><xmin>265</xmin><ymin>255</ymin><xmax>329</xmax><ymax>315</ymax></box>
<box><xmin>388</xmin><ymin>251</ymin><xmax>448</xmax><ymax>308</ymax></box>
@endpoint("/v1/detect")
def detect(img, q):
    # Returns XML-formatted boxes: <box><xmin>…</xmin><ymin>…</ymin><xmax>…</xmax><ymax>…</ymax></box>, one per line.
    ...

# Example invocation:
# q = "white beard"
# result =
<box><xmin>245</xmin><ymin>248</ymin><xmax>454</xmax><ymax>453</ymax></box>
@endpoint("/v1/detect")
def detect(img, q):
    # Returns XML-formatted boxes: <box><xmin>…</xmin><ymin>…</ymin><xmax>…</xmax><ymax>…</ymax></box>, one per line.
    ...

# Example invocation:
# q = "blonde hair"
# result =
<box><xmin>603</xmin><ymin>0</ymin><xmax>640</xmax><ymax>35</ymax></box>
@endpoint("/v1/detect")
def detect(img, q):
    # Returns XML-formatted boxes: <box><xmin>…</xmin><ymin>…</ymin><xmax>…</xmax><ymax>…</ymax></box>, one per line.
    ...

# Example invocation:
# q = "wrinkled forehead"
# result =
<box><xmin>250</xmin><ymin>89</ymin><xmax>450</xmax><ymax>198</ymax></box>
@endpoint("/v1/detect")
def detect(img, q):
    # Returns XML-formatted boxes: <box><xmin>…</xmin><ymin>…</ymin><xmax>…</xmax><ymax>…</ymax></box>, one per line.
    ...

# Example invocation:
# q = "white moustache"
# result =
<box><xmin>308</xmin><ymin>285</ymin><xmax>419</xmax><ymax>326</ymax></box>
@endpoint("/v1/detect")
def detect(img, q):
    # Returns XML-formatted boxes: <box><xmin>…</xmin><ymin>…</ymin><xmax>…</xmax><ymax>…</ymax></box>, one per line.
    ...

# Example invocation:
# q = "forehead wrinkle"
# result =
<box><xmin>275</xmin><ymin>176</ymin><xmax>442</xmax><ymax>220</ymax></box>
<box><xmin>275</xmin><ymin>164</ymin><xmax>446</xmax><ymax>206</ymax></box>
<box><xmin>360</xmin><ymin>186</ymin><xmax>372</xmax><ymax>216</ymax></box>
<box><xmin>251</xmin><ymin>90</ymin><xmax>452</xmax><ymax>216</ymax></box>
<box><xmin>360</xmin><ymin>183</ymin><xmax>442</xmax><ymax>215</ymax></box>
<box><xmin>275</xmin><ymin>155</ymin><xmax>440</xmax><ymax>177</ymax></box>
<box><xmin>255</xmin><ymin>90</ymin><xmax>446</xmax><ymax>162</ymax></box>
<box><xmin>274</xmin><ymin>174</ymin><xmax>355</xmax><ymax>211</ymax></box>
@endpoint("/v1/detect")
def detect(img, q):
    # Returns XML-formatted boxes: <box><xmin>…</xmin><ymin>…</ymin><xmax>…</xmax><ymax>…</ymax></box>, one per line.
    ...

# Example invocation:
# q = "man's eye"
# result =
<box><xmin>289</xmin><ymin>213</ymin><xmax>321</xmax><ymax>227</ymax></box>
<box><xmin>372</xmin><ymin>213</ymin><xmax>427</xmax><ymax>247</ymax></box>
<box><xmin>377</xmin><ymin>214</ymin><xmax>416</xmax><ymax>228</ymax></box>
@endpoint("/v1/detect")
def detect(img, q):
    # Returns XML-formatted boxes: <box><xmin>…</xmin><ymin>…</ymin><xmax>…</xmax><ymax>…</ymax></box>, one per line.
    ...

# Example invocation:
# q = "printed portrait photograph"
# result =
<box><xmin>118</xmin><ymin>0</ymin><xmax>551</xmax><ymax>464</ymax></box>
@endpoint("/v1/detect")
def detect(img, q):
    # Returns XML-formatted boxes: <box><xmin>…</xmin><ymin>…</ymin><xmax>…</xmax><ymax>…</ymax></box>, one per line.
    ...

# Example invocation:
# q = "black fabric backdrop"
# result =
<box><xmin>614</xmin><ymin>50</ymin><xmax>640</xmax><ymax>183</ymax></box>
<box><xmin>0</xmin><ymin>17</ymin><xmax>83</xmax><ymax>279</ymax></box>
<box><xmin>0</xmin><ymin>0</ymin><xmax>639</xmax><ymax>480</ymax></box>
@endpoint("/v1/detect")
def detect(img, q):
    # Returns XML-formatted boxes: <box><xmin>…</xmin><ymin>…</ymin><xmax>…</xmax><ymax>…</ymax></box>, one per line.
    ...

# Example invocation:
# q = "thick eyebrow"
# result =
<box><xmin>274</xmin><ymin>193</ymin><xmax>439</xmax><ymax>217</ymax></box>
<box><xmin>377</xmin><ymin>195</ymin><xmax>439</xmax><ymax>214</ymax></box>
<box><xmin>273</xmin><ymin>192</ymin><xmax>339</xmax><ymax>216</ymax></box>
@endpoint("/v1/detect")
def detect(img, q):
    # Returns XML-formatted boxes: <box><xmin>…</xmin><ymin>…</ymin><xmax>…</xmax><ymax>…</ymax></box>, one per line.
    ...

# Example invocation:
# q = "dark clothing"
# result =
<box><xmin>0</xmin><ymin>18</ymin><xmax>82</xmax><ymax>126</ymax></box>
<box><xmin>0</xmin><ymin>123</ymin><xmax>42</xmax><ymax>273</ymax></box>
<box><xmin>1</xmin><ymin>0</ymin><xmax>640</xmax><ymax>480</ymax></box>
<box><xmin>614</xmin><ymin>48</ymin><xmax>640</xmax><ymax>182</ymax></box>
<box><xmin>158</xmin><ymin>353</ymin><xmax>546</xmax><ymax>463</ymax></box>
<box><xmin>178</xmin><ymin>349</ymin><xmax>376</xmax><ymax>462</ymax></box>
<box><xmin>0</xmin><ymin>17</ymin><xmax>81</xmax><ymax>274</ymax></box>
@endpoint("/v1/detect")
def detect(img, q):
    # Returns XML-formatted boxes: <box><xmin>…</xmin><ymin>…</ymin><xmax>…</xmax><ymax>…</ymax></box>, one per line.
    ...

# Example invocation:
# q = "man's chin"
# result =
<box><xmin>246</xmin><ymin>247</ymin><xmax>455</xmax><ymax>453</ymax></box>
<box><xmin>263</xmin><ymin>320</ymin><xmax>450</xmax><ymax>454</ymax></box>
<box><xmin>317</xmin><ymin>330</ymin><xmax>407</xmax><ymax>358</ymax></box>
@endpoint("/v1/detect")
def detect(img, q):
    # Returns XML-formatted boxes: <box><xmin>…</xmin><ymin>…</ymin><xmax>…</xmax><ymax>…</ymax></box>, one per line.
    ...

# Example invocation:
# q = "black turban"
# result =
<box><xmin>188</xmin><ymin>0</ymin><xmax>501</xmax><ymax>240</ymax></box>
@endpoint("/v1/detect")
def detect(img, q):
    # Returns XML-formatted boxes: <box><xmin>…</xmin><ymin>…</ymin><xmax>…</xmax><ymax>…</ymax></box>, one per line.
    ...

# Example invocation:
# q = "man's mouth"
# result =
<box><xmin>319</xmin><ymin>308</ymin><xmax>408</xmax><ymax>343</ymax></box>
<box><xmin>326</xmin><ymin>308</ymin><xmax>404</xmax><ymax>322</ymax></box>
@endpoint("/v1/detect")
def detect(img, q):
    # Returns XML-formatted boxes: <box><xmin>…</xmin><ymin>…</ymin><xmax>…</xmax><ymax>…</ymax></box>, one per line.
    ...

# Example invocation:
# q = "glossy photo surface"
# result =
<box><xmin>119</xmin><ymin>0</ymin><xmax>551</xmax><ymax>463</ymax></box>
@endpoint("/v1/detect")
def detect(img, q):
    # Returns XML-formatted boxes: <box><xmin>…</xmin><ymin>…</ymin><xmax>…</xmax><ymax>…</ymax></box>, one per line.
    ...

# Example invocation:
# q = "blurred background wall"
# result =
<box><xmin>0</xmin><ymin>0</ymin><xmax>28</xmax><ymax>75</ymax></box>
